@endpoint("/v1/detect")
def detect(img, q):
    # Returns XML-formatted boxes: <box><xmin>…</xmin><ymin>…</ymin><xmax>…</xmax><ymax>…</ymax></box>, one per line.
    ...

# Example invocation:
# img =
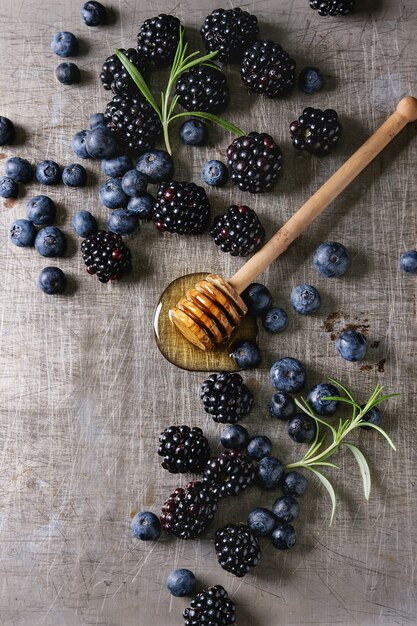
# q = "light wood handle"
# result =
<box><xmin>228</xmin><ymin>96</ymin><xmax>417</xmax><ymax>294</ymax></box>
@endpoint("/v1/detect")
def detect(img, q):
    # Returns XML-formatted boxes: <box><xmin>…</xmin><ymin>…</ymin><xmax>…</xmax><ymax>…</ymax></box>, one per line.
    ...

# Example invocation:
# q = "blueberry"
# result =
<box><xmin>9</xmin><ymin>219</ymin><xmax>36</xmax><ymax>247</ymax></box>
<box><xmin>81</xmin><ymin>1</ymin><xmax>106</xmax><ymax>26</ymax></box>
<box><xmin>247</xmin><ymin>507</ymin><xmax>277</xmax><ymax>536</ymax></box>
<box><xmin>135</xmin><ymin>150</ymin><xmax>173</xmax><ymax>183</ymax></box>
<box><xmin>99</xmin><ymin>178</ymin><xmax>129</xmax><ymax>209</ymax></box>
<box><xmin>272</xmin><ymin>496</ymin><xmax>300</xmax><ymax>523</ymax></box>
<box><xmin>166</xmin><ymin>569</ymin><xmax>196</xmax><ymax>597</ymax></box>
<box><xmin>307</xmin><ymin>383</ymin><xmax>339</xmax><ymax>415</ymax></box>
<box><xmin>35</xmin><ymin>226</ymin><xmax>66</xmax><ymax>257</ymax></box>
<box><xmin>263</xmin><ymin>307</ymin><xmax>288</xmax><ymax>333</ymax></box>
<box><xmin>270</xmin><ymin>357</ymin><xmax>306</xmax><ymax>393</ymax></box>
<box><xmin>201</xmin><ymin>160</ymin><xmax>228</xmax><ymax>186</ymax></box>
<box><xmin>86</xmin><ymin>127</ymin><xmax>118</xmax><ymax>159</ymax></box>
<box><xmin>336</xmin><ymin>329</ymin><xmax>367</xmax><ymax>362</ymax></box>
<box><xmin>298</xmin><ymin>67</ymin><xmax>324</xmax><ymax>94</ymax></box>
<box><xmin>291</xmin><ymin>284</ymin><xmax>321</xmax><ymax>315</ymax></box>
<box><xmin>271</xmin><ymin>523</ymin><xmax>296</xmax><ymax>550</ymax></box>
<box><xmin>400</xmin><ymin>250</ymin><xmax>417</xmax><ymax>274</ymax></box>
<box><xmin>288</xmin><ymin>414</ymin><xmax>316</xmax><ymax>443</ymax></box>
<box><xmin>121</xmin><ymin>169</ymin><xmax>148</xmax><ymax>197</ymax></box>
<box><xmin>36</xmin><ymin>160</ymin><xmax>61</xmax><ymax>185</ymax></box>
<box><xmin>230</xmin><ymin>340</ymin><xmax>261</xmax><ymax>369</ymax></box>
<box><xmin>130</xmin><ymin>511</ymin><xmax>161</xmax><ymax>541</ymax></box>
<box><xmin>56</xmin><ymin>62</ymin><xmax>81</xmax><ymax>85</ymax></box>
<box><xmin>256</xmin><ymin>456</ymin><xmax>284</xmax><ymax>489</ymax></box>
<box><xmin>221</xmin><ymin>424</ymin><xmax>249</xmax><ymax>449</ymax></box>
<box><xmin>72</xmin><ymin>130</ymin><xmax>91</xmax><ymax>159</ymax></box>
<box><xmin>0</xmin><ymin>116</ymin><xmax>15</xmax><ymax>145</ymax></box>
<box><xmin>241</xmin><ymin>283</ymin><xmax>272</xmax><ymax>316</ymax></box>
<box><xmin>51</xmin><ymin>31</ymin><xmax>78</xmax><ymax>57</ymax></box>
<box><xmin>179</xmin><ymin>119</ymin><xmax>208</xmax><ymax>146</ymax></box>
<box><xmin>72</xmin><ymin>210</ymin><xmax>98</xmax><ymax>237</ymax></box>
<box><xmin>246</xmin><ymin>435</ymin><xmax>272</xmax><ymax>460</ymax></box>
<box><xmin>269</xmin><ymin>391</ymin><xmax>296</xmax><ymax>420</ymax></box>
<box><xmin>108</xmin><ymin>209</ymin><xmax>139</xmax><ymax>235</ymax></box>
<box><xmin>6</xmin><ymin>157</ymin><xmax>33</xmax><ymax>183</ymax></box>
<box><xmin>360</xmin><ymin>405</ymin><xmax>382</xmax><ymax>430</ymax></box>
<box><xmin>0</xmin><ymin>176</ymin><xmax>18</xmax><ymax>198</ymax></box>
<box><xmin>313</xmin><ymin>241</ymin><xmax>351</xmax><ymax>277</ymax></box>
<box><xmin>62</xmin><ymin>163</ymin><xmax>87</xmax><ymax>187</ymax></box>
<box><xmin>27</xmin><ymin>196</ymin><xmax>56</xmax><ymax>225</ymax></box>
<box><xmin>102</xmin><ymin>154</ymin><xmax>132</xmax><ymax>177</ymax></box>
<box><xmin>89</xmin><ymin>113</ymin><xmax>106</xmax><ymax>129</ymax></box>
<box><xmin>281</xmin><ymin>471</ymin><xmax>308</xmax><ymax>497</ymax></box>
<box><xmin>127</xmin><ymin>193</ymin><xmax>155</xmax><ymax>220</ymax></box>
<box><xmin>38</xmin><ymin>267</ymin><xmax>66</xmax><ymax>295</ymax></box>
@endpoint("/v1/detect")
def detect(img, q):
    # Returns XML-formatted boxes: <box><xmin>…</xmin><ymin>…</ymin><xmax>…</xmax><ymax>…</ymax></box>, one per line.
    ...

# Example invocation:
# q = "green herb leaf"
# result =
<box><xmin>309</xmin><ymin>468</ymin><xmax>337</xmax><ymax>526</ymax></box>
<box><xmin>344</xmin><ymin>442</ymin><xmax>371</xmax><ymax>499</ymax></box>
<box><xmin>170</xmin><ymin>111</ymin><xmax>245</xmax><ymax>136</ymax></box>
<box><xmin>115</xmin><ymin>50</ymin><xmax>161</xmax><ymax>119</ymax></box>
<box><xmin>361</xmin><ymin>423</ymin><xmax>397</xmax><ymax>451</ymax></box>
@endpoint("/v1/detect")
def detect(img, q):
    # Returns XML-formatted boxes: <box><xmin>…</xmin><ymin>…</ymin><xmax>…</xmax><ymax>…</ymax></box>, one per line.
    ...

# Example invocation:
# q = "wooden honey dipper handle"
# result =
<box><xmin>228</xmin><ymin>96</ymin><xmax>417</xmax><ymax>294</ymax></box>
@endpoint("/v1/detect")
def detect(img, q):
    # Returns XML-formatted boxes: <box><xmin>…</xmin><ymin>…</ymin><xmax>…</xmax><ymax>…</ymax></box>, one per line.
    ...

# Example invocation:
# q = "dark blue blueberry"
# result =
<box><xmin>400</xmin><ymin>250</ymin><xmax>417</xmax><ymax>274</ymax></box>
<box><xmin>81</xmin><ymin>1</ymin><xmax>106</xmax><ymax>26</ymax></box>
<box><xmin>230</xmin><ymin>340</ymin><xmax>261</xmax><ymax>369</ymax></box>
<box><xmin>51</xmin><ymin>31</ymin><xmax>78</xmax><ymax>57</ymax></box>
<box><xmin>36</xmin><ymin>160</ymin><xmax>61</xmax><ymax>185</ymax></box>
<box><xmin>179</xmin><ymin>119</ymin><xmax>208</xmax><ymax>146</ymax></box>
<box><xmin>35</xmin><ymin>226</ymin><xmax>66</xmax><ymax>257</ymax></box>
<box><xmin>0</xmin><ymin>116</ymin><xmax>15</xmax><ymax>145</ymax></box>
<box><xmin>102</xmin><ymin>154</ymin><xmax>132</xmax><ymax>177</ymax></box>
<box><xmin>270</xmin><ymin>357</ymin><xmax>306</xmax><ymax>393</ymax></box>
<box><xmin>135</xmin><ymin>150</ymin><xmax>173</xmax><ymax>183</ymax></box>
<box><xmin>27</xmin><ymin>195</ymin><xmax>56</xmax><ymax>225</ymax></box>
<box><xmin>298</xmin><ymin>67</ymin><xmax>324</xmax><ymax>94</ymax></box>
<box><xmin>166</xmin><ymin>569</ymin><xmax>196</xmax><ymax>597</ymax></box>
<box><xmin>38</xmin><ymin>267</ymin><xmax>66</xmax><ymax>295</ymax></box>
<box><xmin>269</xmin><ymin>391</ymin><xmax>296</xmax><ymax>420</ymax></box>
<box><xmin>62</xmin><ymin>163</ymin><xmax>87</xmax><ymax>187</ymax></box>
<box><xmin>127</xmin><ymin>193</ymin><xmax>155</xmax><ymax>220</ymax></box>
<box><xmin>246</xmin><ymin>435</ymin><xmax>272</xmax><ymax>461</ymax></box>
<box><xmin>256</xmin><ymin>455</ymin><xmax>284</xmax><ymax>489</ymax></box>
<box><xmin>99</xmin><ymin>178</ymin><xmax>129</xmax><ymax>209</ymax></box>
<box><xmin>241</xmin><ymin>282</ymin><xmax>272</xmax><ymax>316</ymax></box>
<box><xmin>272</xmin><ymin>496</ymin><xmax>300</xmax><ymax>523</ymax></box>
<box><xmin>281</xmin><ymin>471</ymin><xmax>308</xmax><ymax>497</ymax></box>
<box><xmin>271</xmin><ymin>523</ymin><xmax>296</xmax><ymax>550</ymax></box>
<box><xmin>221</xmin><ymin>424</ymin><xmax>249</xmax><ymax>450</ymax></box>
<box><xmin>56</xmin><ymin>62</ymin><xmax>81</xmax><ymax>85</ymax></box>
<box><xmin>307</xmin><ymin>383</ymin><xmax>339</xmax><ymax>415</ymax></box>
<box><xmin>0</xmin><ymin>176</ymin><xmax>18</xmax><ymax>198</ymax></box>
<box><xmin>263</xmin><ymin>307</ymin><xmax>288</xmax><ymax>333</ymax></box>
<box><xmin>291</xmin><ymin>284</ymin><xmax>321</xmax><ymax>315</ymax></box>
<box><xmin>9</xmin><ymin>219</ymin><xmax>36</xmax><ymax>247</ymax></box>
<box><xmin>72</xmin><ymin>130</ymin><xmax>91</xmax><ymax>159</ymax></box>
<box><xmin>288</xmin><ymin>414</ymin><xmax>316</xmax><ymax>443</ymax></box>
<box><xmin>247</xmin><ymin>507</ymin><xmax>277</xmax><ymax>536</ymax></box>
<box><xmin>108</xmin><ymin>209</ymin><xmax>139</xmax><ymax>235</ymax></box>
<box><xmin>360</xmin><ymin>405</ymin><xmax>382</xmax><ymax>430</ymax></box>
<box><xmin>121</xmin><ymin>169</ymin><xmax>148</xmax><ymax>197</ymax></box>
<box><xmin>89</xmin><ymin>113</ymin><xmax>106</xmax><ymax>129</ymax></box>
<box><xmin>86</xmin><ymin>127</ymin><xmax>118</xmax><ymax>159</ymax></box>
<box><xmin>336</xmin><ymin>329</ymin><xmax>367</xmax><ymax>362</ymax></box>
<box><xmin>130</xmin><ymin>511</ymin><xmax>161</xmax><ymax>541</ymax></box>
<box><xmin>6</xmin><ymin>157</ymin><xmax>33</xmax><ymax>183</ymax></box>
<box><xmin>201</xmin><ymin>160</ymin><xmax>228</xmax><ymax>186</ymax></box>
<box><xmin>72</xmin><ymin>210</ymin><xmax>98</xmax><ymax>237</ymax></box>
<box><xmin>313</xmin><ymin>241</ymin><xmax>351</xmax><ymax>277</ymax></box>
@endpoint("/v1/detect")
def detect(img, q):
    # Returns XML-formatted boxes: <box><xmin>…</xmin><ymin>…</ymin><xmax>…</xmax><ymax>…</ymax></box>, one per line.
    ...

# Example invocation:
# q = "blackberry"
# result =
<box><xmin>227</xmin><ymin>132</ymin><xmax>283</xmax><ymax>193</ymax></box>
<box><xmin>81</xmin><ymin>230</ymin><xmax>131</xmax><ymax>283</ymax></box>
<box><xmin>215</xmin><ymin>523</ymin><xmax>261</xmax><ymax>577</ymax></box>
<box><xmin>137</xmin><ymin>14</ymin><xmax>181</xmax><ymax>67</ymax></box>
<box><xmin>210</xmin><ymin>204</ymin><xmax>265</xmax><ymax>257</ymax></box>
<box><xmin>290</xmin><ymin>107</ymin><xmax>342</xmax><ymax>156</ymax></box>
<box><xmin>200</xmin><ymin>8</ymin><xmax>259</xmax><ymax>64</ymax></box>
<box><xmin>152</xmin><ymin>181</ymin><xmax>210</xmax><ymax>234</ymax></box>
<box><xmin>157</xmin><ymin>425</ymin><xmax>210</xmax><ymax>474</ymax></box>
<box><xmin>100</xmin><ymin>48</ymin><xmax>148</xmax><ymax>95</ymax></box>
<box><xmin>202</xmin><ymin>450</ymin><xmax>255</xmax><ymax>498</ymax></box>
<box><xmin>104</xmin><ymin>94</ymin><xmax>162</xmax><ymax>154</ymax></box>
<box><xmin>200</xmin><ymin>371</ymin><xmax>253</xmax><ymax>424</ymax></box>
<box><xmin>310</xmin><ymin>0</ymin><xmax>355</xmax><ymax>16</ymax></box>
<box><xmin>241</xmin><ymin>40</ymin><xmax>296</xmax><ymax>98</ymax></box>
<box><xmin>183</xmin><ymin>585</ymin><xmax>236</xmax><ymax>626</ymax></box>
<box><xmin>160</xmin><ymin>481</ymin><xmax>218</xmax><ymax>539</ymax></box>
<box><xmin>175</xmin><ymin>65</ymin><xmax>229</xmax><ymax>114</ymax></box>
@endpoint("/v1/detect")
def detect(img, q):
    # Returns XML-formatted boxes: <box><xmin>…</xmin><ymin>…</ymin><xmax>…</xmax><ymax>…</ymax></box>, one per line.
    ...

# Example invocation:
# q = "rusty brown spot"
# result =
<box><xmin>370</xmin><ymin>340</ymin><xmax>380</xmax><ymax>348</ymax></box>
<box><xmin>345</xmin><ymin>322</ymin><xmax>371</xmax><ymax>335</ymax></box>
<box><xmin>0</xmin><ymin>152</ymin><xmax>7</xmax><ymax>159</ymax></box>
<box><xmin>360</xmin><ymin>364</ymin><xmax>372</xmax><ymax>371</ymax></box>
<box><xmin>129</xmin><ymin>510</ymin><xmax>138</xmax><ymax>519</ymax></box>
<box><xmin>377</xmin><ymin>359</ymin><xmax>386</xmax><ymax>373</ymax></box>
<box><xmin>330</xmin><ymin>333</ymin><xmax>336</xmax><ymax>341</ymax></box>
<box><xmin>4</xmin><ymin>198</ymin><xmax>16</xmax><ymax>209</ymax></box>
<box><xmin>321</xmin><ymin>311</ymin><xmax>342</xmax><ymax>334</ymax></box>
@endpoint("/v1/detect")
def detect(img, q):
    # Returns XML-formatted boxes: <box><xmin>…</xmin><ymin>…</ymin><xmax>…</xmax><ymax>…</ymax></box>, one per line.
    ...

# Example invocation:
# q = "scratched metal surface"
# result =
<box><xmin>0</xmin><ymin>0</ymin><xmax>416</xmax><ymax>624</ymax></box>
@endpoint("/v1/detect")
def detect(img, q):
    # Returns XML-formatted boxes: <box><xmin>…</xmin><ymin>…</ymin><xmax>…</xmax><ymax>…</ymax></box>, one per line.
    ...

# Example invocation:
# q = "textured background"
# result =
<box><xmin>0</xmin><ymin>1</ymin><xmax>416</xmax><ymax>625</ymax></box>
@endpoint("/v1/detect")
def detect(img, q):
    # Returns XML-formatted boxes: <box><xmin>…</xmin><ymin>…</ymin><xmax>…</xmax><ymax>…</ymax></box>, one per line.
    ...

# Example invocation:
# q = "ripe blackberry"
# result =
<box><xmin>81</xmin><ymin>230</ymin><xmax>131</xmax><ymax>283</ymax></box>
<box><xmin>152</xmin><ymin>181</ymin><xmax>210</xmax><ymax>234</ymax></box>
<box><xmin>200</xmin><ymin>371</ymin><xmax>253</xmax><ymax>424</ymax></box>
<box><xmin>210</xmin><ymin>205</ymin><xmax>265</xmax><ymax>257</ymax></box>
<box><xmin>160</xmin><ymin>481</ymin><xmax>218</xmax><ymax>539</ymax></box>
<box><xmin>137</xmin><ymin>14</ymin><xmax>181</xmax><ymax>67</ymax></box>
<box><xmin>100</xmin><ymin>48</ymin><xmax>148</xmax><ymax>95</ymax></box>
<box><xmin>310</xmin><ymin>0</ymin><xmax>355</xmax><ymax>16</ymax></box>
<box><xmin>104</xmin><ymin>94</ymin><xmax>162</xmax><ymax>154</ymax></box>
<box><xmin>202</xmin><ymin>450</ymin><xmax>255</xmax><ymax>498</ymax></box>
<box><xmin>241</xmin><ymin>40</ymin><xmax>296</xmax><ymax>98</ymax></box>
<box><xmin>183</xmin><ymin>585</ymin><xmax>236</xmax><ymax>626</ymax></box>
<box><xmin>175</xmin><ymin>65</ymin><xmax>229</xmax><ymax>114</ymax></box>
<box><xmin>157</xmin><ymin>425</ymin><xmax>210</xmax><ymax>474</ymax></box>
<box><xmin>200</xmin><ymin>7</ymin><xmax>259</xmax><ymax>63</ymax></box>
<box><xmin>290</xmin><ymin>107</ymin><xmax>342</xmax><ymax>156</ymax></box>
<box><xmin>227</xmin><ymin>132</ymin><xmax>283</xmax><ymax>193</ymax></box>
<box><xmin>215</xmin><ymin>523</ymin><xmax>261</xmax><ymax>577</ymax></box>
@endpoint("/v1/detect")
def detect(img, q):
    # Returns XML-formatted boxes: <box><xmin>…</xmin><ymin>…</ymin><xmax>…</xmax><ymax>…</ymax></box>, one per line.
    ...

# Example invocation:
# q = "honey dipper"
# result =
<box><xmin>169</xmin><ymin>96</ymin><xmax>417</xmax><ymax>351</ymax></box>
